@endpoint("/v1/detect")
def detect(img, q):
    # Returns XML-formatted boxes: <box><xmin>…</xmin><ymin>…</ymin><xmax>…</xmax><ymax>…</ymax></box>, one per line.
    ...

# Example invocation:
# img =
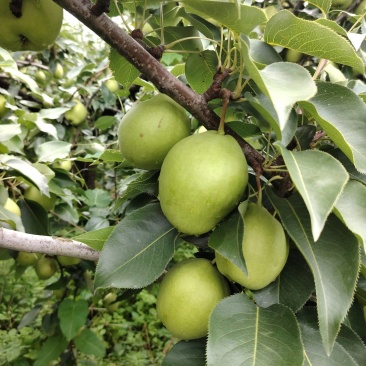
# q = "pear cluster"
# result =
<box><xmin>0</xmin><ymin>0</ymin><xmax>63</xmax><ymax>51</ymax></box>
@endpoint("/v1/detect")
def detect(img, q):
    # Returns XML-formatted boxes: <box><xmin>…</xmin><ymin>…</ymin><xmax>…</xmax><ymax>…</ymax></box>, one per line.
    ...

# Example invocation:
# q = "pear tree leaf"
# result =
<box><xmin>207</xmin><ymin>293</ymin><xmax>304</xmax><ymax>366</ymax></box>
<box><xmin>298</xmin><ymin>307</ymin><xmax>366</xmax><ymax>365</ymax></box>
<box><xmin>0</xmin><ymin>124</ymin><xmax>22</xmax><ymax>142</ymax></box>
<box><xmin>95</xmin><ymin>203</ymin><xmax>178</xmax><ymax>289</ymax></box>
<box><xmin>264</xmin><ymin>10</ymin><xmax>364</xmax><ymax>73</ymax></box>
<box><xmin>96</xmin><ymin>149</ymin><xmax>124</xmax><ymax>164</ymax></box>
<box><xmin>0</xmin><ymin>155</ymin><xmax>49</xmax><ymax>196</ymax></box>
<box><xmin>333</xmin><ymin>180</ymin><xmax>366</xmax><ymax>252</ymax></box>
<box><xmin>185</xmin><ymin>50</ymin><xmax>218</xmax><ymax>94</ymax></box>
<box><xmin>35</xmin><ymin>141</ymin><xmax>72</xmax><ymax>162</ymax></box>
<box><xmin>73</xmin><ymin>227</ymin><xmax>113</xmax><ymax>251</ymax></box>
<box><xmin>34</xmin><ymin>335</ymin><xmax>68</xmax><ymax>366</ymax></box>
<box><xmin>275</xmin><ymin>143</ymin><xmax>348</xmax><ymax>241</ymax></box>
<box><xmin>299</xmin><ymin>81</ymin><xmax>366</xmax><ymax>175</ymax></box>
<box><xmin>209</xmin><ymin>205</ymin><xmax>246</xmax><ymax>274</ymax></box>
<box><xmin>115</xmin><ymin>170</ymin><xmax>159</xmax><ymax>210</ymax></box>
<box><xmin>240</xmin><ymin>36</ymin><xmax>317</xmax><ymax>145</ymax></box>
<box><xmin>162</xmin><ymin>338</ymin><xmax>206</xmax><ymax>366</ymax></box>
<box><xmin>182</xmin><ymin>1</ymin><xmax>266</xmax><ymax>35</ymax></box>
<box><xmin>308</xmin><ymin>0</ymin><xmax>331</xmax><ymax>14</ymax></box>
<box><xmin>252</xmin><ymin>250</ymin><xmax>314</xmax><ymax>312</ymax></box>
<box><xmin>266</xmin><ymin>190</ymin><xmax>360</xmax><ymax>355</ymax></box>
<box><xmin>73</xmin><ymin>328</ymin><xmax>106</xmax><ymax>357</ymax></box>
<box><xmin>109</xmin><ymin>49</ymin><xmax>140</xmax><ymax>90</ymax></box>
<box><xmin>58</xmin><ymin>299</ymin><xmax>89</xmax><ymax>341</ymax></box>
<box><xmin>164</xmin><ymin>26</ymin><xmax>203</xmax><ymax>51</ymax></box>
<box><xmin>329</xmin><ymin>149</ymin><xmax>366</xmax><ymax>185</ymax></box>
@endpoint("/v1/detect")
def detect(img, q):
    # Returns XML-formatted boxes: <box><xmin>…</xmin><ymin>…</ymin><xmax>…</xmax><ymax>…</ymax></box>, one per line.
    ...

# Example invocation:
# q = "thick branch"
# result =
<box><xmin>0</xmin><ymin>228</ymin><xmax>99</xmax><ymax>261</ymax></box>
<box><xmin>53</xmin><ymin>0</ymin><xmax>219</xmax><ymax>130</ymax></box>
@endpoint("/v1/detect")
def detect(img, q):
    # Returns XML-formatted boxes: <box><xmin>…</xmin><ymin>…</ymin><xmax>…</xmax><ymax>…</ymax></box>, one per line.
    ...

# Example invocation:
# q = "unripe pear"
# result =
<box><xmin>16</xmin><ymin>251</ymin><xmax>40</xmax><ymax>266</ymax></box>
<box><xmin>159</xmin><ymin>130</ymin><xmax>248</xmax><ymax>235</ymax></box>
<box><xmin>35</xmin><ymin>257</ymin><xmax>58</xmax><ymax>280</ymax></box>
<box><xmin>4</xmin><ymin>197</ymin><xmax>21</xmax><ymax>217</ymax></box>
<box><xmin>118</xmin><ymin>93</ymin><xmax>191</xmax><ymax>170</ymax></box>
<box><xmin>24</xmin><ymin>186</ymin><xmax>56</xmax><ymax>211</ymax></box>
<box><xmin>65</xmin><ymin>100</ymin><xmax>87</xmax><ymax>126</ymax></box>
<box><xmin>215</xmin><ymin>202</ymin><xmax>289</xmax><ymax>290</ymax></box>
<box><xmin>0</xmin><ymin>95</ymin><xmax>8</xmax><ymax>117</ymax></box>
<box><xmin>156</xmin><ymin>258</ymin><xmax>230</xmax><ymax>340</ymax></box>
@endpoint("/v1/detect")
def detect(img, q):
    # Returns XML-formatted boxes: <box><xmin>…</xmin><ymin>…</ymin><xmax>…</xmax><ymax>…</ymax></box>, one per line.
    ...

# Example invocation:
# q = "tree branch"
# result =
<box><xmin>0</xmin><ymin>228</ymin><xmax>99</xmax><ymax>261</ymax></box>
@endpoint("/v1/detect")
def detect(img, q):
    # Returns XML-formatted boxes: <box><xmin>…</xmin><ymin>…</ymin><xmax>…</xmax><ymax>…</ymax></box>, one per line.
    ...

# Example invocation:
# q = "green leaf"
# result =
<box><xmin>275</xmin><ymin>143</ymin><xmax>348</xmax><ymax>241</ymax></box>
<box><xmin>35</xmin><ymin>141</ymin><xmax>72</xmax><ymax>162</ymax></box>
<box><xmin>73</xmin><ymin>328</ymin><xmax>106</xmax><ymax>357</ymax></box>
<box><xmin>333</xmin><ymin>180</ymin><xmax>366</xmax><ymax>252</ymax></box>
<box><xmin>95</xmin><ymin>116</ymin><xmax>117</xmax><ymax>131</ymax></box>
<box><xmin>97</xmin><ymin>149</ymin><xmax>124</xmax><ymax>164</ymax></box>
<box><xmin>162</xmin><ymin>338</ymin><xmax>206</xmax><ymax>366</ymax></box>
<box><xmin>299</xmin><ymin>81</ymin><xmax>366</xmax><ymax>175</ymax></box>
<box><xmin>264</xmin><ymin>10</ymin><xmax>364</xmax><ymax>73</ymax></box>
<box><xmin>267</xmin><ymin>190</ymin><xmax>360</xmax><ymax>355</ymax></box>
<box><xmin>0</xmin><ymin>124</ymin><xmax>22</xmax><ymax>142</ymax></box>
<box><xmin>207</xmin><ymin>293</ymin><xmax>304</xmax><ymax>366</ymax></box>
<box><xmin>57</xmin><ymin>299</ymin><xmax>89</xmax><ymax>341</ymax></box>
<box><xmin>240</xmin><ymin>36</ymin><xmax>317</xmax><ymax>144</ymax></box>
<box><xmin>185</xmin><ymin>50</ymin><xmax>218</xmax><ymax>94</ymax></box>
<box><xmin>164</xmin><ymin>26</ymin><xmax>203</xmax><ymax>51</ymax></box>
<box><xmin>252</xmin><ymin>250</ymin><xmax>314</xmax><ymax>312</ymax></box>
<box><xmin>0</xmin><ymin>155</ymin><xmax>49</xmax><ymax>196</ymax></box>
<box><xmin>73</xmin><ymin>227</ymin><xmax>113</xmax><ymax>251</ymax></box>
<box><xmin>84</xmin><ymin>189</ymin><xmax>111</xmax><ymax>208</ymax></box>
<box><xmin>95</xmin><ymin>203</ymin><xmax>178</xmax><ymax>289</ymax></box>
<box><xmin>115</xmin><ymin>170</ymin><xmax>159</xmax><ymax>210</ymax></box>
<box><xmin>298</xmin><ymin>307</ymin><xmax>366</xmax><ymax>365</ymax></box>
<box><xmin>308</xmin><ymin>0</ymin><xmax>331</xmax><ymax>14</ymax></box>
<box><xmin>183</xmin><ymin>1</ymin><xmax>266</xmax><ymax>35</ymax></box>
<box><xmin>34</xmin><ymin>335</ymin><xmax>68</xmax><ymax>366</ymax></box>
<box><xmin>329</xmin><ymin>149</ymin><xmax>366</xmax><ymax>185</ymax></box>
<box><xmin>209</xmin><ymin>203</ymin><xmax>247</xmax><ymax>273</ymax></box>
<box><xmin>109</xmin><ymin>48</ymin><xmax>140</xmax><ymax>90</ymax></box>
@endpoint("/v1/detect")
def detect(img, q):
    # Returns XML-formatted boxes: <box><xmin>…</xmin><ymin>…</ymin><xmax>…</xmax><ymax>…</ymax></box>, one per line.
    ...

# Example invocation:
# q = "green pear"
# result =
<box><xmin>0</xmin><ymin>95</ymin><xmax>8</xmax><ymax>117</ymax></box>
<box><xmin>285</xmin><ymin>49</ymin><xmax>304</xmax><ymax>63</ymax></box>
<box><xmin>331</xmin><ymin>0</ymin><xmax>353</xmax><ymax>9</ymax></box>
<box><xmin>215</xmin><ymin>202</ymin><xmax>289</xmax><ymax>290</ymax></box>
<box><xmin>3</xmin><ymin>197</ymin><xmax>21</xmax><ymax>216</ymax></box>
<box><xmin>35</xmin><ymin>70</ymin><xmax>47</xmax><ymax>84</ymax></box>
<box><xmin>0</xmin><ymin>0</ymin><xmax>63</xmax><ymax>51</ymax></box>
<box><xmin>24</xmin><ymin>186</ymin><xmax>56</xmax><ymax>211</ymax></box>
<box><xmin>105</xmin><ymin>79</ymin><xmax>119</xmax><ymax>93</ymax></box>
<box><xmin>16</xmin><ymin>251</ymin><xmax>40</xmax><ymax>266</ymax></box>
<box><xmin>64</xmin><ymin>100</ymin><xmax>87</xmax><ymax>126</ymax></box>
<box><xmin>57</xmin><ymin>255</ymin><xmax>80</xmax><ymax>266</ymax></box>
<box><xmin>156</xmin><ymin>258</ymin><xmax>230</xmax><ymax>340</ymax></box>
<box><xmin>52</xmin><ymin>159</ymin><xmax>72</xmax><ymax>171</ymax></box>
<box><xmin>54</xmin><ymin>63</ymin><xmax>64</xmax><ymax>79</ymax></box>
<box><xmin>159</xmin><ymin>130</ymin><xmax>248</xmax><ymax>235</ymax></box>
<box><xmin>35</xmin><ymin>257</ymin><xmax>58</xmax><ymax>280</ymax></box>
<box><xmin>118</xmin><ymin>93</ymin><xmax>191</xmax><ymax>170</ymax></box>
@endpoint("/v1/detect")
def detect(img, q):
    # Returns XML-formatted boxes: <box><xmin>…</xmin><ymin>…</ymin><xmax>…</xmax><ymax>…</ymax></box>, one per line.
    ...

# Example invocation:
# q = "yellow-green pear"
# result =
<box><xmin>0</xmin><ymin>0</ymin><xmax>63</xmax><ymax>51</ymax></box>
<box><xmin>0</xmin><ymin>95</ymin><xmax>8</xmax><ymax>117</ymax></box>
<box><xmin>105</xmin><ymin>79</ymin><xmax>119</xmax><ymax>93</ymax></box>
<box><xmin>35</xmin><ymin>257</ymin><xmax>58</xmax><ymax>279</ymax></box>
<box><xmin>4</xmin><ymin>197</ymin><xmax>21</xmax><ymax>216</ymax></box>
<box><xmin>24</xmin><ymin>186</ymin><xmax>56</xmax><ymax>211</ymax></box>
<box><xmin>159</xmin><ymin>130</ymin><xmax>248</xmax><ymax>235</ymax></box>
<box><xmin>215</xmin><ymin>202</ymin><xmax>289</xmax><ymax>290</ymax></box>
<box><xmin>54</xmin><ymin>63</ymin><xmax>64</xmax><ymax>79</ymax></box>
<box><xmin>118</xmin><ymin>93</ymin><xmax>191</xmax><ymax>170</ymax></box>
<box><xmin>35</xmin><ymin>70</ymin><xmax>47</xmax><ymax>84</ymax></box>
<box><xmin>57</xmin><ymin>255</ymin><xmax>80</xmax><ymax>266</ymax></box>
<box><xmin>156</xmin><ymin>258</ymin><xmax>230</xmax><ymax>340</ymax></box>
<box><xmin>16</xmin><ymin>251</ymin><xmax>40</xmax><ymax>266</ymax></box>
<box><xmin>65</xmin><ymin>100</ymin><xmax>87</xmax><ymax>126</ymax></box>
